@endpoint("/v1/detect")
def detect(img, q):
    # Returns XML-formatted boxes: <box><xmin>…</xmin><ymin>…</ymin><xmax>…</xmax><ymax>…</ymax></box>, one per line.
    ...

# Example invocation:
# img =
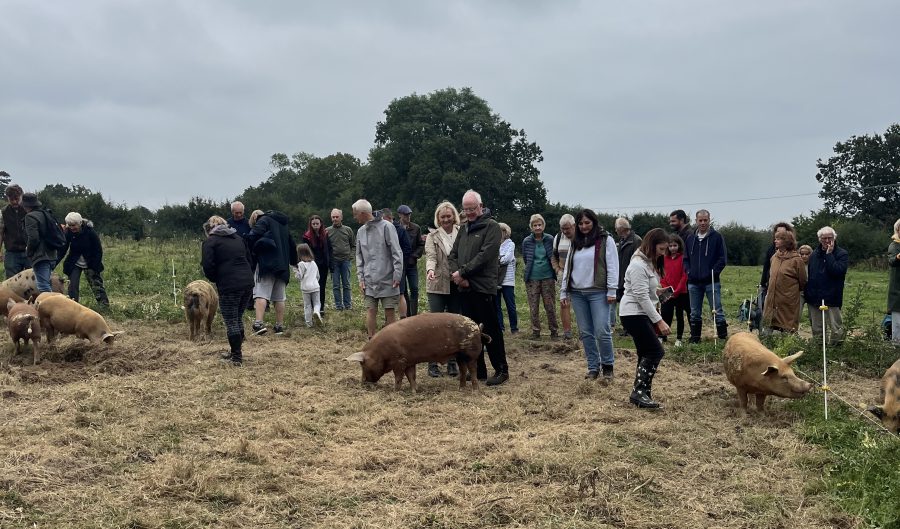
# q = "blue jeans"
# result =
<box><xmin>33</xmin><ymin>260</ymin><xmax>55</xmax><ymax>293</ymax></box>
<box><xmin>401</xmin><ymin>264</ymin><xmax>419</xmax><ymax>315</ymax></box>
<box><xmin>4</xmin><ymin>250</ymin><xmax>30</xmax><ymax>279</ymax></box>
<box><xmin>569</xmin><ymin>290</ymin><xmax>614</xmax><ymax>371</ymax></box>
<box><xmin>688</xmin><ymin>282</ymin><xmax>726</xmax><ymax>325</ymax></box>
<box><xmin>331</xmin><ymin>259</ymin><xmax>352</xmax><ymax>309</ymax></box>
<box><xmin>495</xmin><ymin>285</ymin><xmax>518</xmax><ymax>331</ymax></box>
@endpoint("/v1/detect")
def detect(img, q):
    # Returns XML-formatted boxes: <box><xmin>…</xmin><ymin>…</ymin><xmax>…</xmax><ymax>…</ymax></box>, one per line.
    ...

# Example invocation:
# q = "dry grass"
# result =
<box><xmin>0</xmin><ymin>313</ymin><xmax>877</xmax><ymax>528</ymax></box>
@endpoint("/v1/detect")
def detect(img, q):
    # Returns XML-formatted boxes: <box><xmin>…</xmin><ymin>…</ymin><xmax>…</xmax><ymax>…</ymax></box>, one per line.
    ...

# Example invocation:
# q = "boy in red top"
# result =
<box><xmin>659</xmin><ymin>234</ymin><xmax>689</xmax><ymax>346</ymax></box>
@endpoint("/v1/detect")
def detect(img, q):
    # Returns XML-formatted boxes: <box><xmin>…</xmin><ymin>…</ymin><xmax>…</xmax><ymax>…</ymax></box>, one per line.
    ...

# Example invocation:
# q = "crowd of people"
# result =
<box><xmin>2</xmin><ymin>181</ymin><xmax>896</xmax><ymax>404</ymax></box>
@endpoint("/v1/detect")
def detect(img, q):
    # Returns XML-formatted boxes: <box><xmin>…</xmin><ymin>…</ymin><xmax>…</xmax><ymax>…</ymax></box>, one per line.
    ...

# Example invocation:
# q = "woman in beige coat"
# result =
<box><xmin>425</xmin><ymin>201</ymin><xmax>461</xmax><ymax>377</ymax></box>
<box><xmin>763</xmin><ymin>230</ymin><xmax>807</xmax><ymax>332</ymax></box>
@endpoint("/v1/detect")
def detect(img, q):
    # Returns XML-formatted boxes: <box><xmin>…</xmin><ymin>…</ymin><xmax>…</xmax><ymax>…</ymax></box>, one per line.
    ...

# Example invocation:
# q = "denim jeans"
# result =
<box><xmin>608</xmin><ymin>301</ymin><xmax>618</xmax><ymax>327</ymax></box>
<box><xmin>3</xmin><ymin>250</ymin><xmax>30</xmax><ymax>279</ymax></box>
<box><xmin>331</xmin><ymin>259</ymin><xmax>352</xmax><ymax>309</ymax></box>
<box><xmin>688</xmin><ymin>282</ymin><xmax>726</xmax><ymax>325</ymax></box>
<box><xmin>569</xmin><ymin>289</ymin><xmax>614</xmax><ymax>371</ymax></box>
<box><xmin>495</xmin><ymin>285</ymin><xmax>518</xmax><ymax>331</ymax></box>
<box><xmin>32</xmin><ymin>260</ymin><xmax>55</xmax><ymax>293</ymax></box>
<box><xmin>402</xmin><ymin>264</ymin><xmax>419</xmax><ymax>316</ymax></box>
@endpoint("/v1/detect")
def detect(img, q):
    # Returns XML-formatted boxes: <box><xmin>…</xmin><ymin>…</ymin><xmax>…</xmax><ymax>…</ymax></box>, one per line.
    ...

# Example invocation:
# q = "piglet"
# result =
<box><xmin>34</xmin><ymin>292</ymin><xmax>121</xmax><ymax>344</ymax></box>
<box><xmin>723</xmin><ymin>331</ymin><xmax>813</xmax><ymax>412</ymax></box>
<box><xmin>867</xmin><ymin>358</ymin><xmax>900</xmax><ymax>435</ymax></box>
<box><xmin>345</xmin><ymin>312</ymin><xmax>490</xmax><ymax>392</ymax></box>
<box><xmin>7</xmin><ymin>300</ymin><xmax>42</xmax><ymax>364</ymax></box>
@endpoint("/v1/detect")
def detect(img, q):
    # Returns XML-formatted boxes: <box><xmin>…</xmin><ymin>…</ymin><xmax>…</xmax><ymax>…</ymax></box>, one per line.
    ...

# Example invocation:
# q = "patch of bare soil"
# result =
<box><xmin>0</xmin><ymin>317</ymin><xmax>881</xmax><ymax>528</ymax></box>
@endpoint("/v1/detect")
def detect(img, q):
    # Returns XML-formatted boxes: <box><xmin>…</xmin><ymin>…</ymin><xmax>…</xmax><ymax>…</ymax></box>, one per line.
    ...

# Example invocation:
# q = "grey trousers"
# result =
<box><xmin>808</xmin><ymin>304</ymin><xmax>843</xmax><ymax>345</ymax></box>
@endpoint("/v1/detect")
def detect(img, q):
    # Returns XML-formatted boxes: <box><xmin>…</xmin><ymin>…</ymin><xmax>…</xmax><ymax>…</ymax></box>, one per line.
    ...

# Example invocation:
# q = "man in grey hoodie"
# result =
<box><xmin>353</xmin><ymin>199</ymin><xmax>403</xmax><ymax>339</ymax></box>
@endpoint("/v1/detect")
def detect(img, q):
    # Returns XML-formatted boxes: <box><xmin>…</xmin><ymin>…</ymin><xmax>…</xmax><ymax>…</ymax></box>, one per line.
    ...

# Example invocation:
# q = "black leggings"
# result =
<box><xmin>660</xmin><ymin>295</ymin><xmax>690</xmax><ymax>339</ymax></box>
<box><xmin>219</xmin><ymin>288</ymin><xmax>253</xmax><ymax>337</ymax></box>
<box><xmin>621</xmin><ymin>315</ymin><xmax>664</xmax><ymax>361</ymax></box>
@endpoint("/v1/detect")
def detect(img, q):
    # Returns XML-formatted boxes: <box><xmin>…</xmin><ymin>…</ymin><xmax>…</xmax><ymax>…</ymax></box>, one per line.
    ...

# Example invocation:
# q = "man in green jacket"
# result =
<box><xmin>449</xmin><ymin>189</ymin><xmax>509</xmax><ymax>386</ymax></box>
<box><xmin>21</xmin><ymin>193</ymin><xmax>58</xmax><ymax>293</ymax></box>
<box><xmin>327</xmin><ymin>208</ymin><xmax>356</xmax><ymax>311</ymax></box>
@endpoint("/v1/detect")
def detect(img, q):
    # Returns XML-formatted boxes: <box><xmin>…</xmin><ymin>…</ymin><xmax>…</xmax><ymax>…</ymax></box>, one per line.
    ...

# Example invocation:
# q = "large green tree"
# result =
<box><xmin>364</xmin><ymin>87</ymin><xmax>546</xmax><ymax>226</ymax></box>
<box><xmin>816</xmin><ymin>123</ymin><xmax>900</xmax><ymax>227</ymax></box>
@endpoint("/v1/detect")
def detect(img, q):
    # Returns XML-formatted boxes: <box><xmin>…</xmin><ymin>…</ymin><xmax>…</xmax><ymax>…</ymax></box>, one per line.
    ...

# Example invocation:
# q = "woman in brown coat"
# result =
<box><xmin>424</xmin><ymin>201</ymin><xmax>461</xmax><ymax>377</ymax></box>
<box><xmin>763</xmin><ymin>230</ymin><xmax>807</xmax><ymax>332</ymax></box>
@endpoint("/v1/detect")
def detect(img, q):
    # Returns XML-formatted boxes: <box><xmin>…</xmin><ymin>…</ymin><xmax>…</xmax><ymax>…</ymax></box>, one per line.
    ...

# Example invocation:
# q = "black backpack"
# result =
<box><xmin>40</xmin><ymin>210</ymin><xmax>68</xmax><ymax>250</ymax></box>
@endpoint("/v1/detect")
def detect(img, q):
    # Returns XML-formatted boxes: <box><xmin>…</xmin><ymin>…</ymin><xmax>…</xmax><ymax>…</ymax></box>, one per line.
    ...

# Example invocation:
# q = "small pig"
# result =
<box><xmin>1</xmin><ymin>269</ymin><xmax>65</xmax><ymax>300</ymax></box>
<box><xmin>182</xmin><ymin>280</ymin><xmax>218</xmax><ymax>341</ymax></box>
<box><xmin>723</xmin><ymin>332</ymin><xmax>813</xmax><ymax>411</ymax></box>
<box><xmin>867</xmin><ymin>359</ymin><xmax>900</xmax><ymax>435</ymax></box>
<box><xmin>6</xmin><ymin>300</ymin><xmax>41</xmax><ymax>365</ymax></box>
<box><xmin>34</xmin><ymin>292</ymin><xmax>120</xmax><ymax>344</ymax></box>
<box><xmin>345</xmin><ymin>312</ymin><xmax>490</xmax><ymax>392</ymax></box>
<box><xmin>0</xmin><ymin>287</ymin><xmax>25</xmax><ymax>317</ymax></box>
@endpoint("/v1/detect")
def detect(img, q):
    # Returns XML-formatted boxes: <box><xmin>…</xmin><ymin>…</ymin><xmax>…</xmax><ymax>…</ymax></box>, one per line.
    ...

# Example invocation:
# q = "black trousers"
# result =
<box><xmin>459</xmin><ymin>291</ymin><xmax>508</xmax><ymax>378</ymax></box>
<box><xmin>317</xmin><ymin>263</ymin><xmax>329</xmax><ymax>312</ymax></box>
<box><xmin>660</xmin><ymin>295</ymin><xmax>690</xmax><ymax>340</ymax></box>
<box><xmin>621</xmin><ymin>315</ymin><xmax>665</xmax><ymax>361</ymax></box>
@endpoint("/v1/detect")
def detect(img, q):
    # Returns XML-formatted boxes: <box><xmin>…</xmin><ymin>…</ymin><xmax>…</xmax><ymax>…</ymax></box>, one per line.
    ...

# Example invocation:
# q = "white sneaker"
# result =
<box><xmin>314</xmin><ymin>312</ymin><xmax>324</xmax><ymax>326</ymax></box>
<box><xmin>674</xmin><ymin>339</ymin><xmax>683</xmax><ymax>347</ymax></box>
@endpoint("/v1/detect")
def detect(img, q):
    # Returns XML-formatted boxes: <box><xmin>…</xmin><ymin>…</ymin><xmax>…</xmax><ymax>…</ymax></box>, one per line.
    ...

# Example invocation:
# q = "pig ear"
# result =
<box><xmin>866</xmin><ymin>405</ymin><xmax>885</xmax><ymax>420</ymax></box>
<box><xmin>782</xmin><ymin>351</ymin><xmax>804</xmax><ymax>365</ymax></box>
<box><xmin>6</xmin><ymin>299</ymin><xmax>14</xmax><ymax>310</ymax></box>
<box><xmin>761</xmin><ymin>365</ymin><xmax>779</xmax><ymax>376</ymax></box>
<box><xmin>345</xmin><ymin>351</ymin><xmax>366</xmax><ymax>363</ymax></box>
<box><xmin>101</xmin><ymin>333</ymin><xmax>116</xmax><ymax>344</ymax></box>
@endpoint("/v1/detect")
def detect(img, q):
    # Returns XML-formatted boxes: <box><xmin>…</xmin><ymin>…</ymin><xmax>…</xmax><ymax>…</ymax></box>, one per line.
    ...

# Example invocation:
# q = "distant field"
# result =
<box><xmin>0</xmin><ymin>237</ymin><xmax>896</xmax><ymax>528</ymax></box>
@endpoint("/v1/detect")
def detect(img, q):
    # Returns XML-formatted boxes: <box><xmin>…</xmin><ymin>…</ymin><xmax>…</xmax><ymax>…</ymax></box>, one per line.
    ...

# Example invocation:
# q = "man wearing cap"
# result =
<box><xmin>21</xmin><ymin>192</ymin><xmax>58</xmax><ymax>293</ymax></box>
<box><xmin>0</xmin><ymin>184</ymin><xmax>30</xmax><ymax>278</ymax></box>
<box><xmin>397</xmin><ymin>204</ymin><xmax>424</xmax><ymax>317</ymax></box>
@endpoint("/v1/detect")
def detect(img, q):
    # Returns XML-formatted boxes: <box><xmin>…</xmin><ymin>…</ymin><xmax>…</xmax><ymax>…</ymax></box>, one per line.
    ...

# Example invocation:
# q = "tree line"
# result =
<box><xmin>6</xmin><ymin>89</ymin><xmax>897</xmax><ymax>266</ymax></box>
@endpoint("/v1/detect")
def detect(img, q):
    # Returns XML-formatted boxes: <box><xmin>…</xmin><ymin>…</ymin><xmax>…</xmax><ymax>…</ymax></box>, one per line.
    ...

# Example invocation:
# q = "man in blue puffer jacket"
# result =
<box><xmin>683</xmin><ymin>209</ymin><xmax>728</xmax><ymax>343</ymax></box>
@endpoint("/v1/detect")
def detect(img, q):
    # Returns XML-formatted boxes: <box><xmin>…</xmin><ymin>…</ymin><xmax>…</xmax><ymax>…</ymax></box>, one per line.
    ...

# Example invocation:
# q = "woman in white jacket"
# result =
<box><xmin>495</xmin><ymin>223</ymin><xmax>518</xmax><ymax>333</ymax></box>
<box><xmin>619</xmin><ymin>228</ymin><xmax>671</xmax><ymax>409</ymax></box>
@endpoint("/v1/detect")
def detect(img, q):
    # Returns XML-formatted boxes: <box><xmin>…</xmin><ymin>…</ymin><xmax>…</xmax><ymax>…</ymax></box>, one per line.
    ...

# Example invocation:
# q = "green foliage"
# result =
<box><xmin>0</xmin><ymin>170</ymin><xmax>10</xmax><ymax>197</ymax></box>
<box><xmin>153</xmin><ymin>197</ymin><xmax>231</xmax><ymax>239</ymax></box>
<box><xmin>364</xmin><ymin>87</ymin><xmax>546</xmax><ymax>229</ymax></box>
<box><xmin>36</xmin><ymin>184</ymin><xmax>147</xmax><ymax>239</ymax></box>
<box><xmin>792</xmin><ymin>209</ymin><xmax>890</xmax><ymax>265</ymax></box>
<box><xmin>717</xmin><ymin>222</ymin><xmax>770</xmax><ymax>266</ymax></box>
<box><xmin>816</xmin><ymin>123</ymin><xmax>900</xmax><ymax>229</ymax></box>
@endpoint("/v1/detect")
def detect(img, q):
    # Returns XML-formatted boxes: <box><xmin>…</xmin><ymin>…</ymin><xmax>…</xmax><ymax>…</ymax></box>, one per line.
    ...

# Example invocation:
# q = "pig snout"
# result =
<box><xmin>767</xmin><ymin>369</ymin><xmax>813</xmax><ymax>399</ymax></box>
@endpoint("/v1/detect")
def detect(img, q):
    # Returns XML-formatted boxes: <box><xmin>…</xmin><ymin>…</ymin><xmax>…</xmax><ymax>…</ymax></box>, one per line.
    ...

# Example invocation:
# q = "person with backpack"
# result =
<box><xmin>21</xmin><ymin>192</ymin><xmax>62</xmax><ymax>293</ymax></box>
<box><xmin>381</xmin><ymin>208</ymin><xmax>413</xmax><ymax>318</ymax></box>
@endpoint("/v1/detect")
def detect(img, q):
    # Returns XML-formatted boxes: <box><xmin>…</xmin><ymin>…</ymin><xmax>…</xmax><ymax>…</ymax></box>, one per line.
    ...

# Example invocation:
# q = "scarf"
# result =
<box><xmin>436</xmin><ymin>226</ymin><xmax>457</xmax><ymax>255</ymax></box>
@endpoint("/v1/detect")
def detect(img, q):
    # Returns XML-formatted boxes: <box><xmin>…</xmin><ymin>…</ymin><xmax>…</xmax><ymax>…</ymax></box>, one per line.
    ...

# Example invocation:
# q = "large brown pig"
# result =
<box><xmin>34</xmin><ymin>292</ymin><xmax>120</xmax><ymax>344</ymax></box>
<box><xmin>6</xmin><ymin>300</ymin><xmax>41</xmax><ymax>364</ymax></box>
<box><xmin>867</xmin><ymin>358</ymin><xmax>900</xmax><ymax>435</ymax></box>
<box><xmin>0</xmin><ymin>287</ymin><xmax>25</xmax><ymax>317</ymax></box>
<box><xmin>345</xmin><ymin>312</ymin><xmax>490</xmax><ymax>392</ymax></box>
<box><xmin>723</xmin><ymin>332</ymin><xmax>813</xmax><ymax>411</ymax></box>
<box><xmin>1</xmin><ymin>269</ymin><xmax>65</xmax><ymax>300</ymax></box>
<box><xmin>182</xmin><ymin>280</ymin><xmax>218</xmax><ymax>341</ymax></box>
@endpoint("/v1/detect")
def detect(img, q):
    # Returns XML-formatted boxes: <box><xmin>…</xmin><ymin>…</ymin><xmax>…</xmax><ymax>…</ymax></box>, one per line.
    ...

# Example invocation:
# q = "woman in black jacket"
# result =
<box><xmin>202</xmin><ymin>216</ymin><xmax>255</xmax><ymax>366</ymax></box>
<box><xmin>302</xmin><ymin>215</ymin><xmax>333</xmax><ymax>316</ymax></box>
<box><xmin>62</xmin><ymin>212</ymin><xmax>110</xmax><ymax>307</ymax></box>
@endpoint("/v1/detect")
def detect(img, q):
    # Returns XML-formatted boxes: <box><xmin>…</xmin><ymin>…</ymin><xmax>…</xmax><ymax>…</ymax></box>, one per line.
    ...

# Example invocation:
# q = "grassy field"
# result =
<box><xmin>0</xmin><ymin>237</ymin><xmax>898</xmax><ymax>528</ymax></box>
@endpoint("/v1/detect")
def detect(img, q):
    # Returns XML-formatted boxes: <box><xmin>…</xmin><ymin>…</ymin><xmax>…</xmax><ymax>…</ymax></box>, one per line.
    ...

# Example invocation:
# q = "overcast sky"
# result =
<box><xmin>2</xmin><ymin>1</ymin><xmax>898</xmax><ymax>228</ymax></box>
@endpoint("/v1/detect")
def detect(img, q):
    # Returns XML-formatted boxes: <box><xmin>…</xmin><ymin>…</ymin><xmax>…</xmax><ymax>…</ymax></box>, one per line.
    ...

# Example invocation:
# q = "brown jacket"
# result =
<box><xmin>424</xmin><ymin>226</ymin><xmax>457</xmax><ymax>295</ymax></box>
<box><xmin>763</xmin><ymin>250</ymin><xmax>808</xmax><ymax>332</ymax></box>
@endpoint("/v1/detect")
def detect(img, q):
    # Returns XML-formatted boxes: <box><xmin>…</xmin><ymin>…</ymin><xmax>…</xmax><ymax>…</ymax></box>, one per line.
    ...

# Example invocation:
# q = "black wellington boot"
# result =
<box><xmin>630</xmin><ymin>357</ymin><xmax>661</xmax><ymax>409</ymax></box>
<box><xmin>689</xmin><ymin>322</ymin><xmax>702</xmax><ymax>344</ymax></box>
<box><xmin>716</xmin><ymin>321</ymin><xmax>729</xmax><ymax>340</ymax></box>
<box><xmin>228</xmin><ymin>334</ymin><xmax>243</xmax><ymax>366</ymax></box>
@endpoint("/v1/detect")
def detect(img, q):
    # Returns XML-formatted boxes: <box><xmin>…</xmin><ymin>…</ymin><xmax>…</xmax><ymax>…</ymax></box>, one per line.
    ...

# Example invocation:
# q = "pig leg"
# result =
<box><xmin>31</xmin><ymin>338</ymin><xmax>41</xmax><ymax>365</ymax></box>
<box><xmin>405</xmin><ymin>365</ymin><xmax>417</xmax><ymax>393</ymax></box>
<box><xmin>754</xmin><ymin>393</ymin><xmax>767</xmax><ymax>412</ymax></box>
<box><xmin>205</xmin><ymin>307</ymin><xmax>214</xmax><ymax>337</ymax></box>
<box><xmin>466</xmin><ymin>357</ymin><xmax>480</xmax><ymax>393</ymax></box>
<box><xmin>736</xmin><ymin>388</ymin><xmax>749</xmax><ymax>410</ymax></box>
<box><xmin>393</xmin><ymin>368</ymin><xmax>405</xmax><ymax>391</ymax></box>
